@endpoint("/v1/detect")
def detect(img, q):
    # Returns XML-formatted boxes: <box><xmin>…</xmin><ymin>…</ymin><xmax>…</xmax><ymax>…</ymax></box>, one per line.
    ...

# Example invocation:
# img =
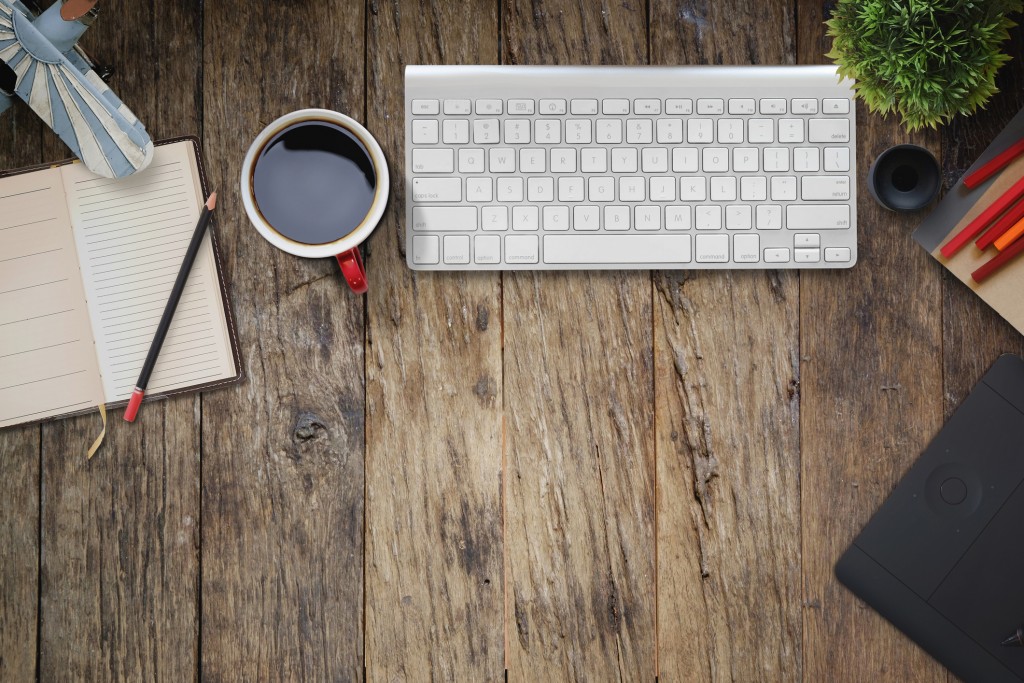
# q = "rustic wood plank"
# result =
<box><xmin>798</xmin><ymin>3</ymin><xmax>947</xmax><ymax>681</ymax></box>
<box><xmin>941</xmin><ymin>22</ymin><xmax>1024</xmax><ymax>417</ymax></box>
<box><xmin>648</xmin><ymin>2</ymin><xmax>803</xmax><ymax>680</ymax></box>
<box><xmin>0</xmin><ymin>78</ymin><xmax>44</xmax><ymax>681</ymax></box>
<box><xmin>200</xmin><ymin>0</ymin><xmax>366</xmax><ymax>679</ymax></box>
<box><xmin>35</xmin><ymin>2</ymin><xmax>203</xmax><ymax>679</ymax></box>
<box><xmin>500</xmin><ymin>2</ymin><xmax>655</xmax><ymax>680</ymax></box>
<box><xmin>363</xmin><ymin>2</ymin><xmax>504</xmax><ymax>681</ymax></box>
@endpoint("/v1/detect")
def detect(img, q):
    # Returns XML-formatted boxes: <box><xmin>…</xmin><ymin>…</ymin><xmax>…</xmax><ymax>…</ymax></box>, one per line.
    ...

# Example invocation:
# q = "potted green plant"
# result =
<box><xmin>827</xmin><ymin>0</ymin><xmax>1023</xmax><ymax>131</ymax></box>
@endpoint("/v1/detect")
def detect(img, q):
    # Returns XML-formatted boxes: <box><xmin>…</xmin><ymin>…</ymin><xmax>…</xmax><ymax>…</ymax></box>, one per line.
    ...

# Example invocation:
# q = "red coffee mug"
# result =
<box><xmin>240</xmin><ymin>109</ymin><xmax>389</xmax><ymax>293</ymax></box>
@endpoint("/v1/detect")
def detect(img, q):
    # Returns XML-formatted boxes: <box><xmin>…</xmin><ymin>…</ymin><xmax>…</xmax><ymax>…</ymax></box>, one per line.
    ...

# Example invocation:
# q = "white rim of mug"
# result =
<box><xmin>240</xmin><ymin>108</ymin><xmax>390</xmax><ymax>259</ymax></box>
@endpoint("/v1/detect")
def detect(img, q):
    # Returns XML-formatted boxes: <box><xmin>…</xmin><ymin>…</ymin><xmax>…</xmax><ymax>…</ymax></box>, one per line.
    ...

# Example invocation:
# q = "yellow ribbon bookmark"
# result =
<box><xmin>87</xmin><ymin>403</ymin><xmax>107</xmax><ymax>459</ymax></box>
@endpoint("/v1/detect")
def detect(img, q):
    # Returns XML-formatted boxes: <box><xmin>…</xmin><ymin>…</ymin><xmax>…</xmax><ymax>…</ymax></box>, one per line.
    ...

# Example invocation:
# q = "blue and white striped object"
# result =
<box><xmin>0</xmin><ymin>0</ymin><xmax>152</xmax><ymax>178</ymax></box>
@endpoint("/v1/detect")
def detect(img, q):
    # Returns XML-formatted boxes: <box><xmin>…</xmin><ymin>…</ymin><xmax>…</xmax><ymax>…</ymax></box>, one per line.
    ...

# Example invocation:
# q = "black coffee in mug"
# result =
<box><xmin>251</xmin><ymin>120</ymin><xmax>378</xmax><ymax>245</ymax></box>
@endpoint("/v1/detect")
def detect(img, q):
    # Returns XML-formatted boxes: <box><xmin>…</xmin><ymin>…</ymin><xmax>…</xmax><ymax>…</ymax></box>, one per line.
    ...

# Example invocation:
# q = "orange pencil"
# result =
<box><xmin>994</xmin><ymin>214</ymin><xmax>1024</xmax><ymax>251</ymax></box>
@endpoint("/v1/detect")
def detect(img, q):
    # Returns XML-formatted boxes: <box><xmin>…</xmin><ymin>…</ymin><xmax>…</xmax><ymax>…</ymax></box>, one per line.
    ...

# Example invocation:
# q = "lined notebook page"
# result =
<box><xmin>62</xmin><ymin>142</ymin><xmax>236</xmax><ymax>403</ymax></box>
<box><xmin>0</xmin><ymin>169</ymin><xmax>104</xmax><ymax>428</ymax></box>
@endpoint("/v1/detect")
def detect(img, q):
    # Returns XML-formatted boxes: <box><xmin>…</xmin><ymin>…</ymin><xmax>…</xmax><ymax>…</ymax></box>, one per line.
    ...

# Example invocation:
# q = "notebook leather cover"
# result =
<box><xmin>836</xmin><ymin>355</ymin><xmax>1024</xmax><ymax>682</ymax></box>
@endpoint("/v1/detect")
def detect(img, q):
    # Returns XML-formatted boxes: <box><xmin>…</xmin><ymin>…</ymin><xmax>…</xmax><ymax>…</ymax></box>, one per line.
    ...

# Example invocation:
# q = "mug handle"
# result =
<box><xmin>336</xmin><ymin>248</ymin><xmax>367</xmax><ymax>294</ymax></box>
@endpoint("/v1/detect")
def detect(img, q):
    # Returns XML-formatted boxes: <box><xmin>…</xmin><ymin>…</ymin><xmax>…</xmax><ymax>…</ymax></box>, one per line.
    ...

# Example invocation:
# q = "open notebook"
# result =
<box><xmin>0</xmin><ymin>138</ymin><xmax>241</xmax><ymax>429</ymax></box>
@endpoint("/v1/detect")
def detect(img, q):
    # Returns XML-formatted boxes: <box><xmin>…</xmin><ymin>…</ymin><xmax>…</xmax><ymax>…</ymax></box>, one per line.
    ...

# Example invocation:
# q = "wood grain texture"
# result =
<box><xmin>501</xmin><ymin>1</ymin><xmax>656</xmax><ymax>680</ymax></box>
<box><xmin>940</xmin><ymin>21</ymin><xmax>1024</xmax><ymax>417</ymax></box>
<box><xmin>36</xmin><ymin>2</ymin><xmax>204</xmax><ymax>680</ymax></box>
<box><xmin>0</xmin><ymin>90</ymin><xmax>43</xmax><ymax>683</ymax></box>
<box><xmin>200</xmin><ymin>1</ymin><xmax>367</xmax><ymax>679</ymax></box>
<box><xmin>798</xmin><ymin>3</ymin><xmax>947</xmax><ymax>681</ymax></box>
<box><xmin>650</xmin><ymin>2</ymin><xmax>803</xmax><ymax>681</ymax></box>
<box><xmin>364</xmin><ymin>2</ymin><xmax>504</xmax><ymax>681</ymax></box>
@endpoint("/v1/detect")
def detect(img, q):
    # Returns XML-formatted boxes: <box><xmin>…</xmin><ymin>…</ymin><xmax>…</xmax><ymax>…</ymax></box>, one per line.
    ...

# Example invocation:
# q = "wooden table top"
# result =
<box><xmin>2</xmin><ymin>1</ymin><xmax>1022</xmax><ymax>680</ymax></box>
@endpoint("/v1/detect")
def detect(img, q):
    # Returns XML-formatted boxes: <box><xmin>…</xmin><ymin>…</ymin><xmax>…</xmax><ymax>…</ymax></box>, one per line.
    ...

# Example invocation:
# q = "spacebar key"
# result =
<box><xmin>544</xmin><ymin>234</ymin><xmax>692</xmax><ymax>264</ymax></box>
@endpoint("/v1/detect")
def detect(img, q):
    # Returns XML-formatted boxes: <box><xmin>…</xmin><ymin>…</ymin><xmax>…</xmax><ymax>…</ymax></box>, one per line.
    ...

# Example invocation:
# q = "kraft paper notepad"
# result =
<box><xmin>915</xmin><ymin>107</ymin><xmax>1024</xmax><ymax>336</ymax></box>
<box><xmin>0</xmin><ymin>137</ymin><xmax>241</xmax><ymax>429</ymax></box>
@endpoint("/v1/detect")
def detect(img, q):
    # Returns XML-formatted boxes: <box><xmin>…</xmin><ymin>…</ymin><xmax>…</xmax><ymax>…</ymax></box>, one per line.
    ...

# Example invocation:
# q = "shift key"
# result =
<box><xmin>412</xmin><ymin>178</ymin><xmax>462</xmax><ymax>202</ymax></box>
<box><xmin>787</xmin><ymin>204</ymin><xmax>850</xmax><ymax>230</ymax></box>
<box><xmin>413</xmin><ymin>207</ymin><xmax>477</xmax><ymax>231</ymax></box>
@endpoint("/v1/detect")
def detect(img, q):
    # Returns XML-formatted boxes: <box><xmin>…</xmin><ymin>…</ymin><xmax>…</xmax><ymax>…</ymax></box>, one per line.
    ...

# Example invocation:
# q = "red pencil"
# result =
<box><xmin>976</xmin><ymin>197</ymin><xmax>1024</xmax><ymax>250</ymax></box>
<box><xmin>972</xmin><ymin>231</ymin><xmax>1024</xmax><ymax>283</ymax></box>
<box><xmin>964</xmin><ymin>137</ymin><xmax>1024</xmax><ymax>189</ymax></box>
<box><xmin>941</xmin><ymin>174</ymin><xmax>1024</xmax><ymax>258</ymax></box>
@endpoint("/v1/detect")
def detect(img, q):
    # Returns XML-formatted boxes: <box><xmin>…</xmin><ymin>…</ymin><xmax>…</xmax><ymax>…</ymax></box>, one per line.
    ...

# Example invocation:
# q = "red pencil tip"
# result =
<box><xmin>206</xmin><ymin>192</ymin><xmax>217</xmax><ymax>211</ymax></box>
<box><xmin>123</xmin><ymin>388</ymin><xmax>145</xmax><ymax>422</ymax></box>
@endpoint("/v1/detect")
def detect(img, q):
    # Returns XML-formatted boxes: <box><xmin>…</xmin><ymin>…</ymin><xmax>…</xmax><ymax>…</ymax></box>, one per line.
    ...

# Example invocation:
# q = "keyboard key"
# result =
<box><xmin>550</xmin><ymin>148</ymin><xmax>577</xmax><ymax>173</ymax></box>
<box><xmin>635</xmin><ymin>205</ymin><xmax>660</xmax><ymax>230</ymax></box>
<box><xmin>611</xmin><ymin>148</ymin><xmax>638</xmax><ymax>173</ymax></box>
<box><xmin>442</xmin><ymin>119</ymin><xmax>470</xmax><ymax>144</ymax></box>
<box><xmin>672</xmin><ymin>148</ymin><xmax>698</xmax><ymax>173</ymax></box>
<box><xmin>786</xmin><ymin>204</ymin><xmax>851</xmax><ymax>230</ymax></box>
<box><xmin>412</xmin><ymin>235</ymin><xmax>440</xmax><ymax>264</ymax></box>
<box><xmin>597</xmin><ymin>119</ymin><xmax>623</xmax><ymax>143</ymax></box>
<box><xmin>605</xmin><ymin>206</ymin><xmax>630</xmax><ymax>231</ymax></box>
<box><xmin>634</xmin><ymin>99</ymin><xmax>661</xmax><ymax>115</ymax></box>
<box><xmin>665</xmin><ymin>206</ymin><xmax>692</xmax><ymax>230</ymax></box>
<box><xmin>740</xmin><ymin>176</ymin><xmax>767</xmax><ymax>201</ymax></box>
<box><xmin>793</xmin><ymin>147</ymin><xmax>819</xmax><ymax>172</ymax></box>
<box><xmin>656</xmin><ymin>118</ymin><xmax>683</xmax><ymax>144</ymax></box>
<box><xmin>687</xmin><ymin>119</ymin><xmax>713</xmax><ymax>143</ymax></box>
<box><xmin>760</xmin><ymin>98</ymin><xmax>787</xmax><ymax>114</ymax></box>
<box><xmin>412</xmin><ymin>148</ymin><xmax>454</xmax><ymax>173</ymax></box>
<box><xmin>473</xmin><ymin>119</ymin><xmax>500</xmax><ymax>144</ymax></box>
<box><xmin>602</xmin><ymin>98</ymin><xmax>630</xmax><ymax>115</ymax></box>
<box><xmin>412</xmin><ymin>178</ymin><xmax>461</xmax><ymax>202</ymax></box>
<box><xmin>559</xmin><ymin>177</ymin><xmax>585</xmax><ymax>201</ymax></box>
<box><xmin>734</xmin><ymin>234</ymin><xmax>760</xmax><ymax>262</ymax></box>
<box><xmin>527</xmin><ymin>177</ymin><xmax>554</xmax><ymax>201</ymax></box>
<box><xmin>458</xmin><ymin>148</ymin><xmax>485</xmax><ymax>173</ymax></box>
<box><xmin>748</xmin><ymin>119</ymin><xmax>774</xmax><ymax>143</ymax></box>
<box><xmin>728</xmin><ymin>98</ymin><xmax>756</xmax><ymax>115</ymax></box>
<box><xmin>443</xmin><ymin>235</ymin><xmax>471</xmax><ymax>264</ymax></box>
<box><xmin>543</xmin><ymin>206</ymin><xmax>570</xmax><ymax>230</ymax></box>
<box><xmin>503</xmin><ymin>119</ymin><xmax>531</xmax><ymax>144</ymax></box>
<box><xmin>778</xmin><ymin>119</ymin><xmax>804</xmax><ymax>143</ymax></box>
<box><xmin>695</xmin><ymin>205</ymin><xmax>721</xmax><ymax>230</ymax></box>
<box><xmin>489</xmin><ymin>148</ymin><xmax>515</xmax><ymax>172</ymax></box>
<box><xmin>794</xmin><ymin>233</ymin><xmax>820</xmax><ymax>248</ymax></box>
<box><xmin>505</xmin><ymin>235</ymin><xmax>539</xmax><ymax>264</ymax></box>
<box><xmin>792</xmin><ymin>98</ymin><xmax>818</xmax><ymax>114</ymax></box>
<box><xmin>726</xmin><ymin>205</ymin><xmax>752</xmax><ymax>230</ymax></box>
<box><xmin>412</xmin><ymin>99</ymin><xmax>439</xmax><ymax>115</ymax></box>
<box><xmin>466</xmin><ymin>178</ymin><xmax>493</xmax><ymax>201</ymax></box>
<box><xmin>570</xmin><ymin>99</ymin><xmax>598</xmax><ymax>115</ymax></box>
<box><xmin>508</xmin><ymin>99</ymin><xmax>535</xmax><ymax>115</ymax></box>
<box><xmin>476</xmin><ymin>99</ymin><xmax>503</xmax><ymax>115</ymax></box>
<box><xmin>666</xmin><ymin>99</ymin><xmax>693</xmax><ymax>114</ymax></box>
<box><xmin>544</xmin><ymin>234</ymin><xmax>692</xmax><ymax>264</ymax></box>
<box><xmin>802</xmin><ymin>175</ymin><xmax>851</xmax><ymax>201</ymax></box>
<box><xmin>641</xmin><ymin>148</ymin><xmax>669</xmax><ymax>173</ymax></box>
<box><xmin>680</xmin><ymin>177</ymin><xmax>707</xmax><ymax>201</ymax></box>
<box><xmin>512</xmin><ymin>206</ymin><xmax>539</xmax><ymax>230</ymax></box>
<box><xmin>702</xmin><ymin>148</ymin><xmax>729</xmax><ymax>173</ymax></box>
<box><xmin>763</xmin><ymin>147</ymin><xmax>789</xmax><ymax>172</ymax></box>
<box><xmin>443</xmin><ymin>99</ymin><xmax>471</xmax><ymax>115</ymax></box>
<box><xmin>717</xmin><ymin>119</ymin><xmax>743</xmax><ymax>143</ymax></box>
<box><xmin>824</xmin><ymin>146</ymin><xmax>851</xmax><ymax>172</ymax></box>
<box><xmin>412</xmin><ymin>120</ymin><xmax>439</xmax><ymax>144</ymax></box>
<box><xmin>581</xmin><ymin>148</ymin><xmax>607</xmax><ymax>173</ymax></box>
<box><xmin>825</xmin><ymin>247</ymin><xmax>852</xmax><ymax>262</ymax></box>
<box><xmin>619</xmin><ymin>177</ymin><xmax>646</xmax><ymax>201</ymax></box>
<box><xmin>823</xmin><ymin>98</ymin><xmax>850</xmax><ymax>114</ymax></box>
<box><xmin>733</xmin><ymin>148</ymin><xmax>758</xmax><ymax>172</ymax></box>
<box><xmin>696</xmin><ymin>234</ymin><xmax>729</xmax><ymax>262</ymax></box>
<box><xmin>589</xmin><ymin>177</ymin><xmax>615</xmax><ymax>201</ymax></box>
<box><xmin>795</xmin><ymin>248</ymin><xmax>820</xmax><ymax>263</ymax></box>
<box><xmin>535</xmin><ymin>119</ymin><xmax>561</xmax><ymax>143</ymax></box>
<box><xmin>519</xmin><ymin>148</ymin><xmax>545</xmax><ymax>173</ymax></box>
<box><xmin>475</xmin><ymin>235</ymin><xmax>501</xmax><ymax>263</ymax></box>
<box><xmin>626</xmin><ymin>119</ymin><xmax>653</xmax><ymax>144</ymax></box>
<box><xmin>540</xmin><ymin>99</ymin><xmax>567</xmax><ymax>115</ymax></box>
<box><xmin>808</xmin><ymin>118</ymin><xmax>850</xmax><ymax>143</ymax></box>
<box><xmin>482</xmin><ymin>206</ymin><xmax>508</xmax><ymax>231</ymax></box>
<box><xmin>764</xmin><ymin>247</ymin><xmax>790</xmax><ymax>263</ymax></box>
<box><xmin>770</xmin><ymin>176</ymin><xmax>797</xmax><ymax>201</ymax></box>
<box><xmin>566</xmin><ymin>119</ymin><xmax>592</xmax><ymax>144</ymax></box>
<box><xmin>756</xmin><ymin>205</ymin><xmax>782</xmax><ymax>230</ymax></box>
<box><xmin>697</xmin><ymin>98</ymin><xmax>724</xmax><ymax>115</ymax></box>
<box><xmin>497</xmin><ymin>178</ymin><xmax>524</xmax><ymax>202</ymax></box>
<box><xmin>573</xmin><ymin>205</ymin><xmax>600</xmax><ymax>231</ymax></box>
<box><xmin>649</xmin><ymin>177</ymin><xmax>676</xmax><ymax>201</ymax></box>
<box><xmin>710</xmin><ymin>177</ymin><xmax>736</xmax><ymax>201</ymax></box>
<box><xmin>412</xmin><ymin>206</ymin><xmax>477</xmax><ymax>232</ymax></box>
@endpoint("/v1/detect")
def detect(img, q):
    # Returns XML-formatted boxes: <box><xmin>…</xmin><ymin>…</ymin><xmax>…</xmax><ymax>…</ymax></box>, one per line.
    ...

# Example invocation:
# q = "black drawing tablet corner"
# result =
<box><xmin>836</xmin><ymin>354</ymin><xmax>1024</xmax><ymax>683</ymax></box>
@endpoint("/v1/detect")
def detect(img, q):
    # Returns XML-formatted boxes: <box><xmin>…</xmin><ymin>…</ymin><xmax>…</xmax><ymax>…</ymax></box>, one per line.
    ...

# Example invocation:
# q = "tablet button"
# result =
<box><xmin>940</xmin><ymin>477</ymin><xmax>968</xmax><ymax>505</ymax></box>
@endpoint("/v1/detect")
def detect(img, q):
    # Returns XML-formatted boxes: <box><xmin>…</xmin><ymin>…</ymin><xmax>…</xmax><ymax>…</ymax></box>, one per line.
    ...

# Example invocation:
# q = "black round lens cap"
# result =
<box><xmin>868</xmin><ymin>144</ymin><xmax>941</xmax><ymax>212</ymax></box>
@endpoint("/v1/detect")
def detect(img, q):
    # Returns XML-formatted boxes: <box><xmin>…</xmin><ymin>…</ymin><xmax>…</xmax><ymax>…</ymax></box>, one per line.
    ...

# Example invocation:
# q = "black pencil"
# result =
<box><xmin>124</xmin><ymin>192</ymin><xmax>217</xmax><ymax>422</ymax></box>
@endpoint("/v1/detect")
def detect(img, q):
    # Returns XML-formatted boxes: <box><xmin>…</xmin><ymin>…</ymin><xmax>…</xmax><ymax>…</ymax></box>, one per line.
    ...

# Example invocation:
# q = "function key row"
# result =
<box><xmin>411</xmin><ymin>97</ymin><xmax>851</xmax><ymax>117</ymax></box>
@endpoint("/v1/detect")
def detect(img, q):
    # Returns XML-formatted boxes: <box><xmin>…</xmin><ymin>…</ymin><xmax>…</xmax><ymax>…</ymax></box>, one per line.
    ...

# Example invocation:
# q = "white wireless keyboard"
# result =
<box><xmin>404</xmin><ymin>65</ymin><xmax>857</xmax><ymax>270</ymax></box>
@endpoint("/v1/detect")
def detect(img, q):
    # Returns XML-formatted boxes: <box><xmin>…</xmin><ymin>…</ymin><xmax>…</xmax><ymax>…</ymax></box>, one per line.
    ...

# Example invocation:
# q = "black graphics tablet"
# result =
<box><xmin>837</xmin><ymin>354</ymin><xmax>1024</xmax><ymax>683</ymax></box>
